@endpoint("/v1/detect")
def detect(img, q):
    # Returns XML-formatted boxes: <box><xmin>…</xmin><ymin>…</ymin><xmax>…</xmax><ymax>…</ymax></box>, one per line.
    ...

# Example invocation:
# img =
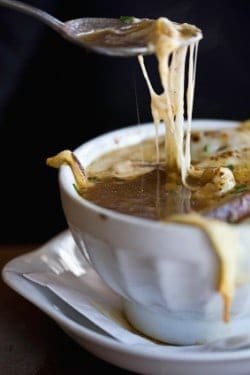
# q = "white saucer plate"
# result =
<box><xmin>2</xmin><ymin>230</ymin><xmax>250</xmax><ymax>375</ymax></box>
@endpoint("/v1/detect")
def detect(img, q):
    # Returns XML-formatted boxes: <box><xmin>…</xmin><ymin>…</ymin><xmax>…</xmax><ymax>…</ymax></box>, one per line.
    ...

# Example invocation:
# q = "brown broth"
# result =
<box><xmin>79</xmin><ymin>168</ymin><xmax>234</xmax><ymax>221</ymax></box>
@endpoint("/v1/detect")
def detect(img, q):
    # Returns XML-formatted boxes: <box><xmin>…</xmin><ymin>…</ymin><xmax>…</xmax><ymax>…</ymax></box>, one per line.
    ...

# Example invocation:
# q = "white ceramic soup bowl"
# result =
<box><xmin>58</xmin><ymin>119</ymin><xmax>250</xmax><ymax>345</ymax></box>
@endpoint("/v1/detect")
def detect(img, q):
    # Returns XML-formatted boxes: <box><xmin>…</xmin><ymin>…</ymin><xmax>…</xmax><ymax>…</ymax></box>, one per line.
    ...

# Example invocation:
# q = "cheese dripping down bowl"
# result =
<box><xmin>55</xmin><ymin>119</ymin><xmax>250</xmax><ymax>345</ymax></box>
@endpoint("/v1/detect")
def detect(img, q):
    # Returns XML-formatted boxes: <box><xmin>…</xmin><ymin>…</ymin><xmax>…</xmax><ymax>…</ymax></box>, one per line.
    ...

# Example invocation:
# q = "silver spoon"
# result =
<box><xmin>0</xmin><ymin>0</ymin><xmax>202</xmax><ymax>57</ymax></box>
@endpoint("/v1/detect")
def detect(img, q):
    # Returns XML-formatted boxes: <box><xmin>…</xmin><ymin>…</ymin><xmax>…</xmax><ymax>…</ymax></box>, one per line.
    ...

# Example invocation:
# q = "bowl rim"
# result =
<box><xmin>59</xmin><ymin>118</ymin><xmax>240</xmax><ymax>230</ymax></box>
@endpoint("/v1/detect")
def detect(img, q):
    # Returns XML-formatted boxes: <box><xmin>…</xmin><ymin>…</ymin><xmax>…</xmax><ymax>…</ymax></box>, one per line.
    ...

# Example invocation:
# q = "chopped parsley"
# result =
<box><xmin>226</xmin><ymin>164</ymin><xmax>235</xmax><ymax>171</ymax></box>
<box><xmin>203</xmin><ymin>144</ymin><xmax>209</xmax><ymax>153</ymax></box>
<box><xmin>120</xmin><ymin>16</ymin><xmax>135</xmax><ymax>24</ymax></box>
<box><xmin>73</xmin><ymin>183</ymin><xmax>80</xmax><ymax>194</ymax></box>
<box><xmin>233</xmin><ymin>184</ymin><xmax>249</xmax><ymax>194</ymax></box>
<box><xmin>88</xmin><ymin>176</ymin><xmax>99</xmax><ymax>182</ymax></box>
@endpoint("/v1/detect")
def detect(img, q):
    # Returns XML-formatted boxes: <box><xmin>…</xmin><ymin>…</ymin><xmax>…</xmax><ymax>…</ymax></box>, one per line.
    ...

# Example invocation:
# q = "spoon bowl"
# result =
<box><xmin>0</xmin><ymin>0</ymin><xmax>202</xmax><ymax>56</ymax></box>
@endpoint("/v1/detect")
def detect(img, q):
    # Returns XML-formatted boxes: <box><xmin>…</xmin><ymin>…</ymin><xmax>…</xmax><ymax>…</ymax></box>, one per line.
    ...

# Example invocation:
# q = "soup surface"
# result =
<box><xmin>77</xmin><ymin>121</ymin><xmax>250</xmax><ymax>223</ymax></box>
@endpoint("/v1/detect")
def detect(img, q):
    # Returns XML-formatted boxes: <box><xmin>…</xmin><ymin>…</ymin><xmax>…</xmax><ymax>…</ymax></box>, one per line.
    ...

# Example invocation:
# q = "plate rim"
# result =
<box><xmin>2</xmin><ymin>229</ymin><xmax>250</xmax><ymax>364</ymax></box>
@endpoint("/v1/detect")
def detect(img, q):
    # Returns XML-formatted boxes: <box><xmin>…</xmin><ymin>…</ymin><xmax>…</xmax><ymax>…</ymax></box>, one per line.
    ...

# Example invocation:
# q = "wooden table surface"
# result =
<box><xmin>0</xmin><ymin>245</ymin><xmax>134</xmax><ymax>375</ymax></box>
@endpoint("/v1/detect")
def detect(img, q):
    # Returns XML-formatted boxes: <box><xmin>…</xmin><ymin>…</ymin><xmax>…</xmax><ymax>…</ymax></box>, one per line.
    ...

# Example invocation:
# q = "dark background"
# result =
<box><xmin>0</xmin><ymin>0</ymin><xmax>249</xmax><ymax>244</ymax></box>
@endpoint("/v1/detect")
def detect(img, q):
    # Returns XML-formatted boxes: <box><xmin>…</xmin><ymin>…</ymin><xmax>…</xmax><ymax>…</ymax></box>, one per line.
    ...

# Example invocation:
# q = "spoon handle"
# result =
<box><xmin>0</xmin><ymin>0</ymin><xmax>63</xmax><ymax>32</ymax></box>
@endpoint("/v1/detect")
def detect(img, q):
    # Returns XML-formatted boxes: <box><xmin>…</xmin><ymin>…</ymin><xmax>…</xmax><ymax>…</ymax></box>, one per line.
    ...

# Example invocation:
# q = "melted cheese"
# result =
<box><xmin>138</xmin><ymin>17</ymin><xmax>199</xmax><ymax>184</ymax></box>
<box><xmin>46</xmin><ymin>150</ymin><xmax>91</xmax><ymax>189</ymax></box>
<box><xmin>165</xmin><ymin>213</ymin><xmax>240</xmax><ymax>322</ymax></box>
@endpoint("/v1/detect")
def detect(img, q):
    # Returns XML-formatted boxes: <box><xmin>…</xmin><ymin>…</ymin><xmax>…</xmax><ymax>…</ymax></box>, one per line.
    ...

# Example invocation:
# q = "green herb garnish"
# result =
<box><xmin>233</xmin><ymin>184</ymin><xmax>249</xmax><ymax>193</ymax></box>
<box><xmin>226</xmin><ymin>164</ymin><xmax>235</xmax><ymax>171</ymax></box>
<box><xmin>120</xmin><ymin>16</ymin><xmax>135</xmax><ymax>24</ymax></box>
<box><xmin>88</xmin><ymin>176</ymin><xmax>99</xmax><ymax>182</ymax></box>
<box><xmin>73</xmin><ymin>183</ymin><xmax>80</xmax><ymax>194</ymax></box>
<box><xmin>203</xmin><ymin>144</ymin><xmax>209</xmax><ymax>153</ymax></box>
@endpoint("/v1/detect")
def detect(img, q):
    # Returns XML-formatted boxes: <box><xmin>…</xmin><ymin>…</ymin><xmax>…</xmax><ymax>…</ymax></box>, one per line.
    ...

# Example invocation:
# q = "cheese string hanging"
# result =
<box><xmin>138</xmin><ymin>33</ymin><xmax>199</xmax><ymax>185</ymax></box>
